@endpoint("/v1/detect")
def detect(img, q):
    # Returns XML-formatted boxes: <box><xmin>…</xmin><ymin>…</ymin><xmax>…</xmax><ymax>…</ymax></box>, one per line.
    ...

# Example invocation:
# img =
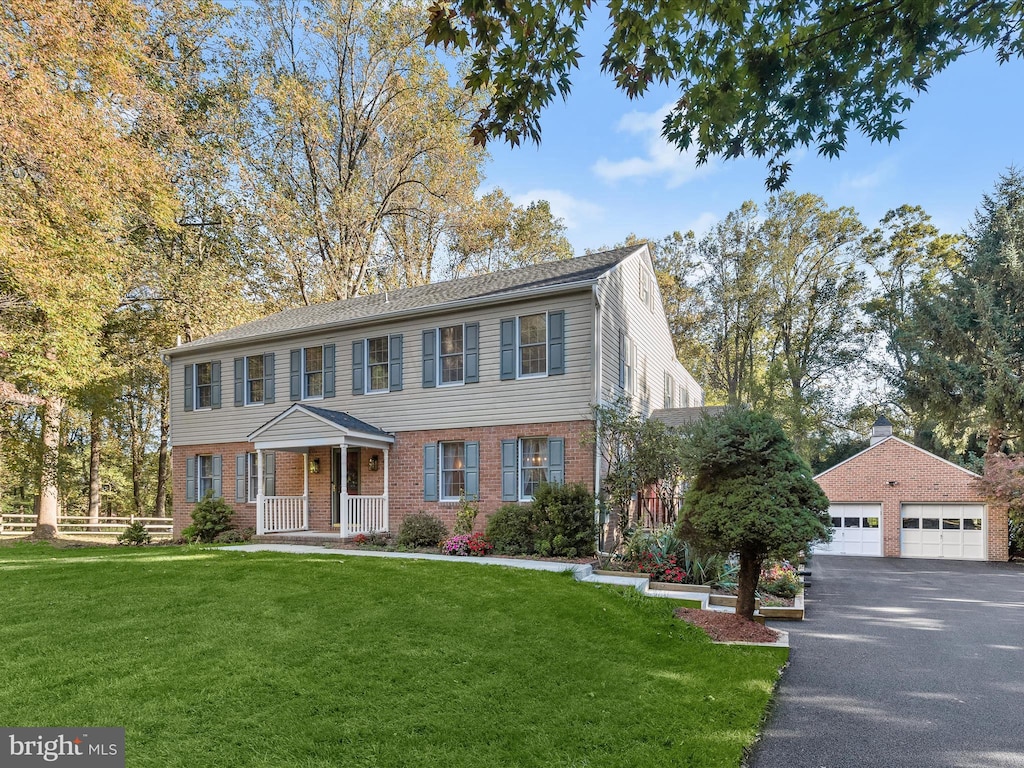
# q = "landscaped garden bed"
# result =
<box><xmin>0</xmin><ymin>540</ymin><xmax>787</xmax><ymax>767</ymax></box>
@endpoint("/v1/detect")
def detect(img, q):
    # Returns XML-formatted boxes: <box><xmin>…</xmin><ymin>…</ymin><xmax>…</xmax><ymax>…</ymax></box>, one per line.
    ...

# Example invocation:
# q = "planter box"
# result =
<box><xmin>593</xmin><ymin>569</ymin><xmax>650</xmax><ymax>579</ymax></box>
<box><xmin>651</xmin><ymin>582</ymin><xmax>711</xmax><ymax>594</ymax></box>
<box><xmin>759</xmin><ymin>584</ymin><xmax>805</xmax><ymax>621</ymax></box>
<box><xmin>709</xmin><ymin>594</ymin><xmax>761</xmax><ymax>611</ymax></box>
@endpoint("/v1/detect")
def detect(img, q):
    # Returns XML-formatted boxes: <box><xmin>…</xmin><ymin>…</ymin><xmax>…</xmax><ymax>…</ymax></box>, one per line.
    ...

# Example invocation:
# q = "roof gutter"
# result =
<box><xmin>159</xmin><ymin>276</ymin><xmax>604</xmax><ymax>359</ymax></box>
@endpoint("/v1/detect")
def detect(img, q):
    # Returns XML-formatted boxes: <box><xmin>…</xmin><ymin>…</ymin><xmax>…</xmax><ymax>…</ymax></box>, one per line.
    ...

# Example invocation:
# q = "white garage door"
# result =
<box><xmin>814</xmin><ymin>503</ymin><xmax>882</xmax><ymax>556</ymax></box>
<box><xmin>901</xmin><ymin>504</ymin><xmax>986</xmax><ymax>560</ymax></box>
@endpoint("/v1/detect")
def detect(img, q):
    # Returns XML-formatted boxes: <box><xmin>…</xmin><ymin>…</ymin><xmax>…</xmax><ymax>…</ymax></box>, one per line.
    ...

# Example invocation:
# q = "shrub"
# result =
<box><xmin>441</xmin><ymin>532</ymin><xmax>494</xmax><ymax>557</ymax></box>
<box><xmin>531</xmin><ymin>482</ymin><xmax>596</xmax><ymax>558</ymax></box>
<box><xmin>453</xmin><ymin>498</ymin><xmax>479</xmax><ymax>535</ymax></box>
<box><xmin>485</xmin><ymin>503</ymin><xmax>536</xmax><ymax>555</ymax></box>
<box><xmin>182</xmin><ymin>492</ymin><xmax>235</xmax><ymax>543</ymax></box>
<box><xmin>213</xmin><ymin>527</ymin><xmax>254</xmax><ymax>544</ymax></box>
<box><xmin>396</xmin><ymin>513</ymin><xmax>447</xmax><ymax>549</ymax></box>
<box><xmin>117</xmin><ymin>521</ymin><xmax>151</xmax><ymax>546</ymax></box>
<box><xmin>625</xmin><ymin>527</ymin><xmax>739</xmax><ymax>589</ymax></box>
<box><xmin>759</xmin><ymin>561</ymin><xmax>801</xmax><ymax>598</ymax></box>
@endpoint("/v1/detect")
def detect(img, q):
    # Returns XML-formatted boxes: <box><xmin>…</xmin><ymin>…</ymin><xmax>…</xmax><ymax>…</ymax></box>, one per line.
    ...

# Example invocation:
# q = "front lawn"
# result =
<box><xmin>0</xmin><ymin>543</ymin><xmax>786</xmax><ymax>767</ymax></box>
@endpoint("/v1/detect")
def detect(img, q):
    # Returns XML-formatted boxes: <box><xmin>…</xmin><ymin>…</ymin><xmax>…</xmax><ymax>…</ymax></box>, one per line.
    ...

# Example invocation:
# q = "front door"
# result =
<box><xmin>331</xmin><ymin>447</ymin><xmax>360</xmax><ymax>525</ymax></box>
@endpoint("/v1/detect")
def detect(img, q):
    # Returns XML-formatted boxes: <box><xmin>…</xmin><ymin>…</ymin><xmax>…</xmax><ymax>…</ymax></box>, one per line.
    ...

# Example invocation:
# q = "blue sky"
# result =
<box><xmin>481</xmin><ymin>32</ymin><xmax>1024</xmax><ymax>254</ymax></box>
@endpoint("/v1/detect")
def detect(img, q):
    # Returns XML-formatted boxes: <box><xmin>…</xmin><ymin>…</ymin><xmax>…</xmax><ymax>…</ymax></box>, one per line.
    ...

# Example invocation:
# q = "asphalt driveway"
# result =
<box><xmin>749</xmin><ymin>555</ymin><xmax>1024</xmax><ymax>768</ymax></box>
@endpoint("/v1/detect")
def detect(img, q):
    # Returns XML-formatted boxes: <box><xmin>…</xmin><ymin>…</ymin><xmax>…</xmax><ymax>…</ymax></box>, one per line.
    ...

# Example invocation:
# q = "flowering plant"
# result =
<box><xmin>352</xmin><ymin>533</ymin><xmax>368</xmax><ymax>545</ymax></box>
<box><xmin>441</xmin><ymin>532</ymin><xmax>494</xmax><ymax>557</ymax></box>
<box><xmin>635</xmin><ymin>551</ymin><xmax>687</xmax><ymax>583</ymax></box>
<box><xmin>759</xmin><ymin>560</ymin><xmax>801</xmax><ymax>598</ymax></box>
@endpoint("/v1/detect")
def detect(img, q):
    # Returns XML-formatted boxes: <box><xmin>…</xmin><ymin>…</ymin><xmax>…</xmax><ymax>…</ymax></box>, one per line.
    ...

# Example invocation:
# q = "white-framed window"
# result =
<box><xmin>621</xmin><ymin>335</ymin><xmax>634</xmax><ymax>394</ymax></box>
<box><xmin>303</xmin><ymin>346</ymin><xmax>323</xmax><ymax>399</ymax></box>
<box><xmin>664</xmin><ymin>372</ymin><xmax>674</xmax><ymax>409</ymax></box>
<box><xmin>195</xmin><ymin>362</ymin><xmax>213</xmax><ymax>409</ymax></box>
<box><xmin>678</xmin><ymin>385</ymin><xmax>690</xmax><ymax>408</ymax></box>
<box><xmin>247</xmin><ymin>453</ymin><xmax>259</xmax><ymax>502</ymax></box>
<box><xmin>246</xmin><ymin>355</ymin><xmax>264</xmax><ymax>405</ymax></box>
<box><xmin>640</xmin><ymin>270</ymin><xmax>650</xmax><ymax>307</ymax></box>
<box><xmin>367</xmin><ymin>336</ymin><xmax>390</xmax><ymax>393</ymax></box>
<box><xmin>518</xmin><ymin>313</ymin><xmax>547</xmax><ymax>377</ymax></box>
<box><xmin>198</xmin><ymin>454</ymin><xmax>215</xmax><ymax>498</ymax></box>
<box><xmin>519</xmin><ymin>437</ymin><xmax>549</xmax><ymax>500</ymax></box>
<box><xmin>440</xmin><ymin>442</ymin><xmax>466</xmax><ymax>501</ymax></box>
<box><xmin>439</xmin><ymin>325</ymin><xmax>464</xmax><ymax>385</ymax></box>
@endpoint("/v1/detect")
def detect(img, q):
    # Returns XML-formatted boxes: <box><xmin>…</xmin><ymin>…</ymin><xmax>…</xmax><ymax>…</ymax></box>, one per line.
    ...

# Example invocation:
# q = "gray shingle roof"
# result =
<box><xmin>300</xmin><ymin>405</ymin><xmax>391</xmax><ymax>437</ymax></box>
<box><xmin>167</xmin><ymin>245</ymin><xmax>642</xmax><ymax>355</ymax></box>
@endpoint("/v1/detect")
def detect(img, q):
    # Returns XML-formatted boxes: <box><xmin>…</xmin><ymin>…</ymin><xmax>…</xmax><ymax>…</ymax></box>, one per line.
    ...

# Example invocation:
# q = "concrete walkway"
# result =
<box><xmin>749</xmin><ymin>555</ymin><xmax>1024</xmax><ymax>768</ymax></box>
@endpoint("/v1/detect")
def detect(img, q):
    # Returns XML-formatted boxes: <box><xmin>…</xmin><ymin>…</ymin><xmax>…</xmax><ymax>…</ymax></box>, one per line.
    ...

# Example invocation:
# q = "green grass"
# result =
<box><xmin>0</xmin><ymin>542</ymin><xmax>786</xmax><ymax>767</ymax></box>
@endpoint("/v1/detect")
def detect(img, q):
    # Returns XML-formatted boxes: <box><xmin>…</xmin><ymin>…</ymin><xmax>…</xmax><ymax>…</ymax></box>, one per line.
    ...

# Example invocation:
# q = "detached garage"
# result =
<box><xmin>814</xmin><ymin>417</ymin><xmax>1009</xmax><ymax>562</ymax></box>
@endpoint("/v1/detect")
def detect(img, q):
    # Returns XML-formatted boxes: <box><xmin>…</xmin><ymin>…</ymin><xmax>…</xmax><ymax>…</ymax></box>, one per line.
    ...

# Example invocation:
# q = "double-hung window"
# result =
<box><xmin>198</xmin><ymin>455</ymin><xmax>215</xmax><ymax>498</ymax></box>
<box><xmin>304</xmin><ymin>346</ymin><xmax>323</xmax><ymax>398</ymax></box>
<box><xmin>246</xmin><ymin>355</ymin><xmax>264</xmax><ymax>404</ymax></box>
<box><xmin>519</xmin><ymin>438</ymin><xmax>549</xmax><ymax>500</ymax></box>
<box><xmin>518</xmin><ymin>313</ymin><xmax>547</xmax><ymax>377</ymax></box>
<box><xmin>440</xmin><ymin>442</ymin><xmax>466</xmax><ymax>500</ymax></box>
<box><xmin>195</xmin><ymin>362</ymin><xmax>213</xmax><ymax>409</ymax></box>
<box><xmin>247</xmin><ymin>453</ymin><xmax>260</xmax><ymax>503</ymax></box>
<box><xmin>439</xmin><ymin>325</ymin><xmax>464</xmax><ymax>385</ymax></box>
<box><xmin>664</xmin><ymin>372</ymin><xmax>675</xmax><ymax>409</ymax></box>
<box><xmin>423</xmin><ymin>441</ymin><xmax>478</xmax><ymax>502</ymax></box>
<box><xmin>367</xmin><ymin>336</ymin><xmax>390</xmax><ymax>393</ymax></box>
<box><xmin>620</xmin><ymin>333</ymin><xmax>635</xmax><ymax>394</ymax></box>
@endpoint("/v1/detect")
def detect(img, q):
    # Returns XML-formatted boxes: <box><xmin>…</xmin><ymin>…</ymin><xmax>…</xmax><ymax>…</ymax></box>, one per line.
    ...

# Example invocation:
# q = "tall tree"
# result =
<box><xmin>860</xmin><ymin>205</ymin><xmax>961</xmax><ymax>430</ymax></box>
<box><xmin>907</xmin><ymin>169</ymin><xmax>1024</xmax><ymax>454</ymax></box>
<box><xmin>760</xmin><ymin>193</ymin><xmax>866</xmax><ymax>456</ymax></box>
<box><xmin>238</xmin><ymin>0</ymin><xmax>486</xmax><ymax>303</ymax></box>
<box><xmin>447</xmin><ymin>189</ymin><xmax>573</xmax><ymax>277</ymax></box>
<box><xmin>1</xmin><ymin>0</ymin><xmax>176</xmax><ymax>535</ymax></box>
<box><xmin>427</xmin><ymin>0</ymin><xmax>1022</xmax><ymax>188</ymax></box>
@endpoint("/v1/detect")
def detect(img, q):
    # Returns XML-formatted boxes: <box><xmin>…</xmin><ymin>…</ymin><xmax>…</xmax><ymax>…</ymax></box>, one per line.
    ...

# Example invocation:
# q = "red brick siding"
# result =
<box><xmin>815</xmin><ymin>438</ymin><xmax>1009</xmax><ymax>561</ymax></box>
<box><xmin>171</xmin><ymin>420</ymin><xmax>595</xmax><ymax>537</ymax></box>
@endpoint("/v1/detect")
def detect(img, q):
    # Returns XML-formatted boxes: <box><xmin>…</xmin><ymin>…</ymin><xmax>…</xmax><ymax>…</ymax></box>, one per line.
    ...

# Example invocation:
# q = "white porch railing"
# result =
<box><xmin>341</xmin><ymin>495</ymin><xmax>388</xmax><ymax>538</ymax></box>
<box><xmin>262</xmin><ymin>496</ymin><xmax>308</xmax><ymax>533</ymax></box>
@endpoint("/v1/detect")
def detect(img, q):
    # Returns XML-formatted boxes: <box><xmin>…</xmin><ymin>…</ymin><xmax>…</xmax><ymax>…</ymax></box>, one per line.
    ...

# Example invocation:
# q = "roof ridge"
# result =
<box><xmin>166</xmin><ymin>245</ymin><xmax>641</xmax><ymax>355</ymax></box>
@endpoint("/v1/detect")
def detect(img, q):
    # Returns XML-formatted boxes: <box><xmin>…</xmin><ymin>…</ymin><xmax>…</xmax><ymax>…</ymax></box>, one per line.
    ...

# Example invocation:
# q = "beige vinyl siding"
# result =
<box><xmin>169</xmin><ymin>292</ymin><xmax>595</xmax><ymax>446</ymax></box>
<box><xmin>253</xmin><ymin>410</ymin><xmax>350</xmax><ymax>444</ymax></box>
<box><xmin>598</xmin><ymin>250</ymin><xmax>702</xmax><ymax>414</ymax></box>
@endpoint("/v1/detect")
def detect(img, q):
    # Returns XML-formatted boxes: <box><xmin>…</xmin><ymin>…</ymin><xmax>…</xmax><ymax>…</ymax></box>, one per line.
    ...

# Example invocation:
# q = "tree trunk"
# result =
<box><xmin>987</xmin><ymin>423</ymin><xmax>1004</xmax><ymax>455</ymax></box>
<box><xmin>33</xmin><ymin>395</ymin><xmax>63</xmax><ymax>538</ymax></box>
<box><xmin>736</xmin><ymin>549</ymin><xmax>763</xmax><ymax>621</ymax></box>
<box><xmin>129</xmin><ymin>408</ymin><xmax>143</xmax><ymax>516</ymax></box>
<box><xmin>154</xmin><ymin>386</ymin><xmax>169</xmax><ymax>517</ymax></box>
<box><xmin>88</xmin><ymin>409</ymin><xmax>102</xmax><ymax>528</ymax></box>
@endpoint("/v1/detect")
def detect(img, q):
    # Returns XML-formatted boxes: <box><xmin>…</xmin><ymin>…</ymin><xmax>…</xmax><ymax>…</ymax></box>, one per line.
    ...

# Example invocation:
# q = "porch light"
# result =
<box><xmin>309</xmin><ymin>458</ymin><xmax>321</xmax><ymax>474</ymax></box>
<box><xmin>368</xmin><ymin>455</ymin><xmax>380</xmax><ymax>472</ymax></box>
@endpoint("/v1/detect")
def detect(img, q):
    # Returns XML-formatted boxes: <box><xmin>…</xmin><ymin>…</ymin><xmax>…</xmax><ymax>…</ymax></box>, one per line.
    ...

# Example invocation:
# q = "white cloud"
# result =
<box><xmin>510</xmin><ymin>189</ymin><xmax>603</xmax><ymax>230</ymax></box>
<box><xmin>839</xmin><ymin>159</ymin><xmax>898</xmax><ymax>192</ymax></box>
<box><xmin>591</xmin><ymin>103</ymin><xmax>716</xmax><ymax>188</ymax></box>
<box><xmin>685</xmin><ymin>211</ymin><xmax>718</xmax><ymax>237</ymax></box>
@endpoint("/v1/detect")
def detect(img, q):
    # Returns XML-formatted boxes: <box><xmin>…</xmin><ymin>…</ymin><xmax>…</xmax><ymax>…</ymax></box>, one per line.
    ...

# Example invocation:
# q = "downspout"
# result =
<box><xmin>592</xmin><ymin>280</ymin><xmax>606</xmax><ymax>555</ymax></box>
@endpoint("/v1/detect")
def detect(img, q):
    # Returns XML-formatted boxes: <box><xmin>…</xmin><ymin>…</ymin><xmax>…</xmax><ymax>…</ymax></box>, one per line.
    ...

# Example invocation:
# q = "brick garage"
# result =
<box><xmin>814</xmin><ymin>436</ymin><xmax>1008</xmax><ymax>562</ymax></box>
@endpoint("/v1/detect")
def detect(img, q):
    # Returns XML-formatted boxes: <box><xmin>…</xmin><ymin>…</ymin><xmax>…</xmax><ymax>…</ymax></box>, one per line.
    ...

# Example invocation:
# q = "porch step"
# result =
<box><xmin>253</xmin><ymin>532</ymin><xmax>342</xmax><ymax>547</ymax></box>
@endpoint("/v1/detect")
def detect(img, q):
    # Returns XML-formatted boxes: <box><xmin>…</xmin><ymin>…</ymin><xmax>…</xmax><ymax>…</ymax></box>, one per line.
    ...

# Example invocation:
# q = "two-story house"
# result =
<box><xmin>162</xmin><ymin>244</ymin><xmax>702</xmax><ymax>540</ymax></box>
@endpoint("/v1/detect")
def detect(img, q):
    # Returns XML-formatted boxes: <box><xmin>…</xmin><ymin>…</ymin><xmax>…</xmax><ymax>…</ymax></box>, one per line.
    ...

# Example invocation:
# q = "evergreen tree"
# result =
<box><xmin>907</xmin><ymin>169</ymin><xmax>1024</xmax><ymax>454</ymax></box>
<box><xmin>677</xmin><ymin>408</ymin><xmax>830</xmax><ymax>620</ymax></box>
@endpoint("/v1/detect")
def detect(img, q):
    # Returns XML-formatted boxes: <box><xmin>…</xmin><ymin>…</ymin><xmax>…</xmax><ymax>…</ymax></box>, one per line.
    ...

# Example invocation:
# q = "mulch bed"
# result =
<box><xmin>675</xmin><ymin>607</ymin><xmax>780</xmax><ymax>644</ymax></box>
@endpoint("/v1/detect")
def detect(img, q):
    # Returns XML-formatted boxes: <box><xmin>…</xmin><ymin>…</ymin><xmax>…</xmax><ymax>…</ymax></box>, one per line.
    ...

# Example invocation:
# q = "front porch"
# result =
<box><xmin>248</xmin><ymin>404</ymin><xmax>395</xmax><ymax>538</ymax></box>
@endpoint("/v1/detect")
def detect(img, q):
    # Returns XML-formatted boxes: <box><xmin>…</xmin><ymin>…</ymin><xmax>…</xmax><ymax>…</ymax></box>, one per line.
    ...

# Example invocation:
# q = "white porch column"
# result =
<box><xmin>303</xmin><ymin>451</ymin><xmax>310</xmax><ymax>531</ymax></box>
<box><xmin>339</xmin><ymin>440</ymin><xmax>348</xmax><ymax>539</ymax></box>
<box><xmin>256</xmin><ymin>449</ymin><xmax>265</xmax><ymax>535</ymax></box>
<box><xmin>382</xmin><ymin>446</ymin><xmax>390</xmax><ymax>533</ymax></box>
